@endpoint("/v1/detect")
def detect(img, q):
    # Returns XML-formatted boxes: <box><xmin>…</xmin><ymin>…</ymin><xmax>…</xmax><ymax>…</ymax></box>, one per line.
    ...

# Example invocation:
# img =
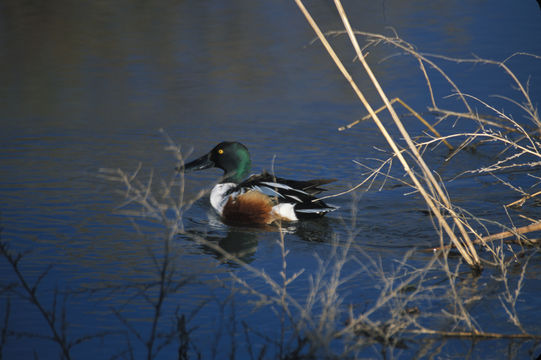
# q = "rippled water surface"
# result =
<box><xmin>1</xmin><ymin>0</ymin><xmax>541</xmax><ymax>358</ymax></box>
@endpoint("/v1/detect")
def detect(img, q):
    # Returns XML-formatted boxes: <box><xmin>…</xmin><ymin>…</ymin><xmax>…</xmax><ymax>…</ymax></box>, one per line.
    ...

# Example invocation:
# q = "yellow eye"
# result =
<box><xmin>218</xmin><ymin>149</ymin><xmax>224</xmax><ymax>154</ymax></box>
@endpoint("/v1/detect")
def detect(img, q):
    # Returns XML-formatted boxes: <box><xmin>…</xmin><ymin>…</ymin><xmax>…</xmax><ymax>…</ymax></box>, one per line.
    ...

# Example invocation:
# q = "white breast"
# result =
<box><xmin>210</xmin><ymin>183</ymin><xmax>236</xmax><ymax>214</ymax></box>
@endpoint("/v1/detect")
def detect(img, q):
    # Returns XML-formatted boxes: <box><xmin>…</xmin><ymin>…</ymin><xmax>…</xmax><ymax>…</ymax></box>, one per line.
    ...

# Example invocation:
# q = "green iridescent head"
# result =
<box><xmin>182</xmin><ymin>141</ymin><xmax>251</xmax><ymax>183</ymax></box>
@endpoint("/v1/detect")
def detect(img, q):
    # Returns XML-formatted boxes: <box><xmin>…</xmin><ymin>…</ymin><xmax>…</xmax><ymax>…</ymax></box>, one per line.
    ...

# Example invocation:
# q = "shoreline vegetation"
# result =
<box><xmin>2</xmin><ymin>0</ymin><xmax>541</xmax><ymax>359</ymax></box>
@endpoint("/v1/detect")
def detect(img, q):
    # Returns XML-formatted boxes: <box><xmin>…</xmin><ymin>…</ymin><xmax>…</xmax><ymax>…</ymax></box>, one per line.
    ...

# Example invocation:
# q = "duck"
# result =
<box><xmin>182</xmin><ymin>141</ymin><xmax>337</xmax><ymax>226</ymax></box>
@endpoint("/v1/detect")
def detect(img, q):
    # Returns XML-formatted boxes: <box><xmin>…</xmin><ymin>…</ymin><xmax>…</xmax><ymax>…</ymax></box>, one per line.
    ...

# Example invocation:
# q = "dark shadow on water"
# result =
<box><xmin>293</xmin><ymin>217</ymin><xmax>336</xmax><ymax>243</ymax></box>
<box><xmin>199</xmin><ymin>229</ymin><xmax>259</xmax><ymax>266</ymax></box>
<box><xmin>182</xmin><ymin>215</ymin><xmax>338</xmax><ymax>266</ymax></box>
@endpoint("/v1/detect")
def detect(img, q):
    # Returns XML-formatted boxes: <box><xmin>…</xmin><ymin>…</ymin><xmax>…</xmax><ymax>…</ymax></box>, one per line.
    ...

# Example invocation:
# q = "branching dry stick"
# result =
<box><xmin>331</xmin><ymin>29</ymin><xmax>540</xmax><ymax>164</ymax></box>
<box><xmin>316</xmin><ymin>156</ymin><xmax>393</xmax><ymax>202</ymax></box>
<box><xmin>428</xmin><ymin>108</ymin><xmax>520</xmax><ymax>133</ymax></box>
<box><xmin>99</xmin><ymin>136</ymin><xmax>211</xmax><ymax>359</ymax></box>
<box><xmin>422</xmin><ymin>52</ymin><xmax>541</xmax><ymax>129</ymax></box>
<box><xmin>333</xmin><ymin>0</ymin><xmax>479</xmax><ymax>267</ymax></box>
<box><xmin>405</xmin><ymin>328</ymin><xmax>541</xmax><ymax>340</ymax></box>
<box><xmin>507</xmin><ymin>190</ymin><xmax>541</xmax><ymax>208</ymax></box>
<box><xmin>425</xmin><ymin>221</ymin><xmax>541</xmax><ymax>252</ymax></box>
<box><xmin>146</xmin><ymin>241</ymin><xmax>170</xmax><ymax>360</ymax></box>
<box><xmin>347</xmin><ymin>32</ymin><xmax>540</xmax><ymax>174</ymax></box>
<box><xmin>324</xmin><ymin>30</ymin><xmax>474</xmax><ymax>114</ymax></box>
<box><xmin>0</xmin><ymin>242</ymin><xmax>72</xmax><ymax>360</ymax></box>
<box><xmin>0</xmin><ymin>298</ymin><xmax>9</xmax><ymax>360</ymax></box>
<box><xmin>183</xmin><ymin>229</ymin><xmax>343</xmax><ymax>356</ymax></box>
<box><xmin>294</xmin><ymin>0</ymin><xmax>480</xmax><ymax>268</ymax></box>
<box><xmin>338</xmin><ymin>248</ymin><xmax>442</xmax><ymax>342</ymax></box>
<box><xmin>335</xmin><ymin>30</ymin><xmax>540</xmax><ymax>158</ymax></box>
<box><xmin>339</xmin><ymin>98</ymin><xmax>455</xmax><ymax>151</ymax></box>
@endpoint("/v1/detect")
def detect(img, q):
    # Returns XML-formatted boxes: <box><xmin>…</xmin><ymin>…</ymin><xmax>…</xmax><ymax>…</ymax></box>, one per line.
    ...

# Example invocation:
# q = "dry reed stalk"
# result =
<box><xmin>338</xmin><ymin>248</ymin><xmax>443</xmax><ymax>342</ymax></box>
<box><xmin>405</xmin><ymin>328</ymin><xmax>541</xmax><ymax>340</ymax></box>
<box><xmin>329</xmin><ymin>30</ymin><xmax>540</xmax><ymax>174</ymax></box>
<box><xmin>294</xmin><ymin>0</ymin><xmax>480</xmax><ymax>268</ymax></box>
<box><xmin>322</xmin><ymin>29</ymin><xmax>475</xmax><ymax>114</ymax></box>
<box><xmin>428</xmin><ymin>108</ymin><xmax>522</xmax><ymax>133</ymax></box>
<box><xmin>425</xmin><ymin>221</ymin><xmax>541</xmax><ymax>252</ymax></box>
<box><xmin>332</xmin><ymin>0</ymin><xmax>480</xmax><ymax>267</ymax></box>
<box><xmin>339</xmin><ymin>97</ymin><xmax>455</xmax><ymax>151</ymax></box>
<box><xmin>506</xmin><ymin>190</ymin><xmax>541</xmax><ymax>208</ymax></box>
<box><xmin>421</xmin><ymin>52</ymin><xmax>541</xmax><ymax>130</ymax></box>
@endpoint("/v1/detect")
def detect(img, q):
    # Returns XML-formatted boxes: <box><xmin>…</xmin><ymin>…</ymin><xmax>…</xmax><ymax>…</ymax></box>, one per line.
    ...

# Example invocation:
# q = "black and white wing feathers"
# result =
<box><xmin>229</xmin><ymin>172</ymin><xmax>337</xmax><ymax>219</ymax></box>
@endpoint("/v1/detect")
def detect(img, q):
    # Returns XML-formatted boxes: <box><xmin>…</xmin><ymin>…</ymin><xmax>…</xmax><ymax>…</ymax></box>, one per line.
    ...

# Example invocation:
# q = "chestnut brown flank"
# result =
<box><xmin>222</xmin><ymin>190</ymin><xmax>276</xmax><ymax>225</ymax></box>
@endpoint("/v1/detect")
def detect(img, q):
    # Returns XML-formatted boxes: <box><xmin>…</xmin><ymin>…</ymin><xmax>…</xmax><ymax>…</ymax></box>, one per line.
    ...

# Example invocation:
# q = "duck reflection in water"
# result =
<box><xmin>186</xmin><ymin>214</ymin><xmax>336</xmax><ymax>266</ymax></box>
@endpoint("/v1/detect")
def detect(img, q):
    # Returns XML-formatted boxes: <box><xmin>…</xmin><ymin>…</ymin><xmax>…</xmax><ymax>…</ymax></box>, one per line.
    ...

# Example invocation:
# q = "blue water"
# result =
<box><xmin>1</xmin><ymin>0</ymin><xmax>541</xmax><ymax>358</ymax></box>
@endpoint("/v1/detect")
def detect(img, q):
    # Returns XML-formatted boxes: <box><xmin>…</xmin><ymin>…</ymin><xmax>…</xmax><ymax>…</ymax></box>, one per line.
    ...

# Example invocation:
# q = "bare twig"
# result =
<box><xmin>426</xmin><ymin>221</ymin><xmax>541</xmax><ymax>252</ymax></box>
<box><xmin>295</xmin><ymin>0</ymin><xmax>480</xmax><ymax>267</ymax></box>
<box><xmin>0</xmin><ymin>242</ymin><xmax>71</xmax><ymax>359</ymax></box>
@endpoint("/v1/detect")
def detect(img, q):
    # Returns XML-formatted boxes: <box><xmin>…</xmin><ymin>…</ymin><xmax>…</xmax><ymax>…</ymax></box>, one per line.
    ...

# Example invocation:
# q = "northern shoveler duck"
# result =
<box><xmin>182</xmin><ymin>141</ymin><xmax>337</xmax><ymax>226</ymax></box>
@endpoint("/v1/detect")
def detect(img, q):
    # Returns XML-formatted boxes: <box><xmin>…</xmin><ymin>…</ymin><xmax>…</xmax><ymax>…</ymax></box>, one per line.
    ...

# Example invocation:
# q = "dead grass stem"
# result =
<box><xmin>295</xmin><ymin>0</ymin><xmax>481</xmax><ymax>268</ymax></box>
